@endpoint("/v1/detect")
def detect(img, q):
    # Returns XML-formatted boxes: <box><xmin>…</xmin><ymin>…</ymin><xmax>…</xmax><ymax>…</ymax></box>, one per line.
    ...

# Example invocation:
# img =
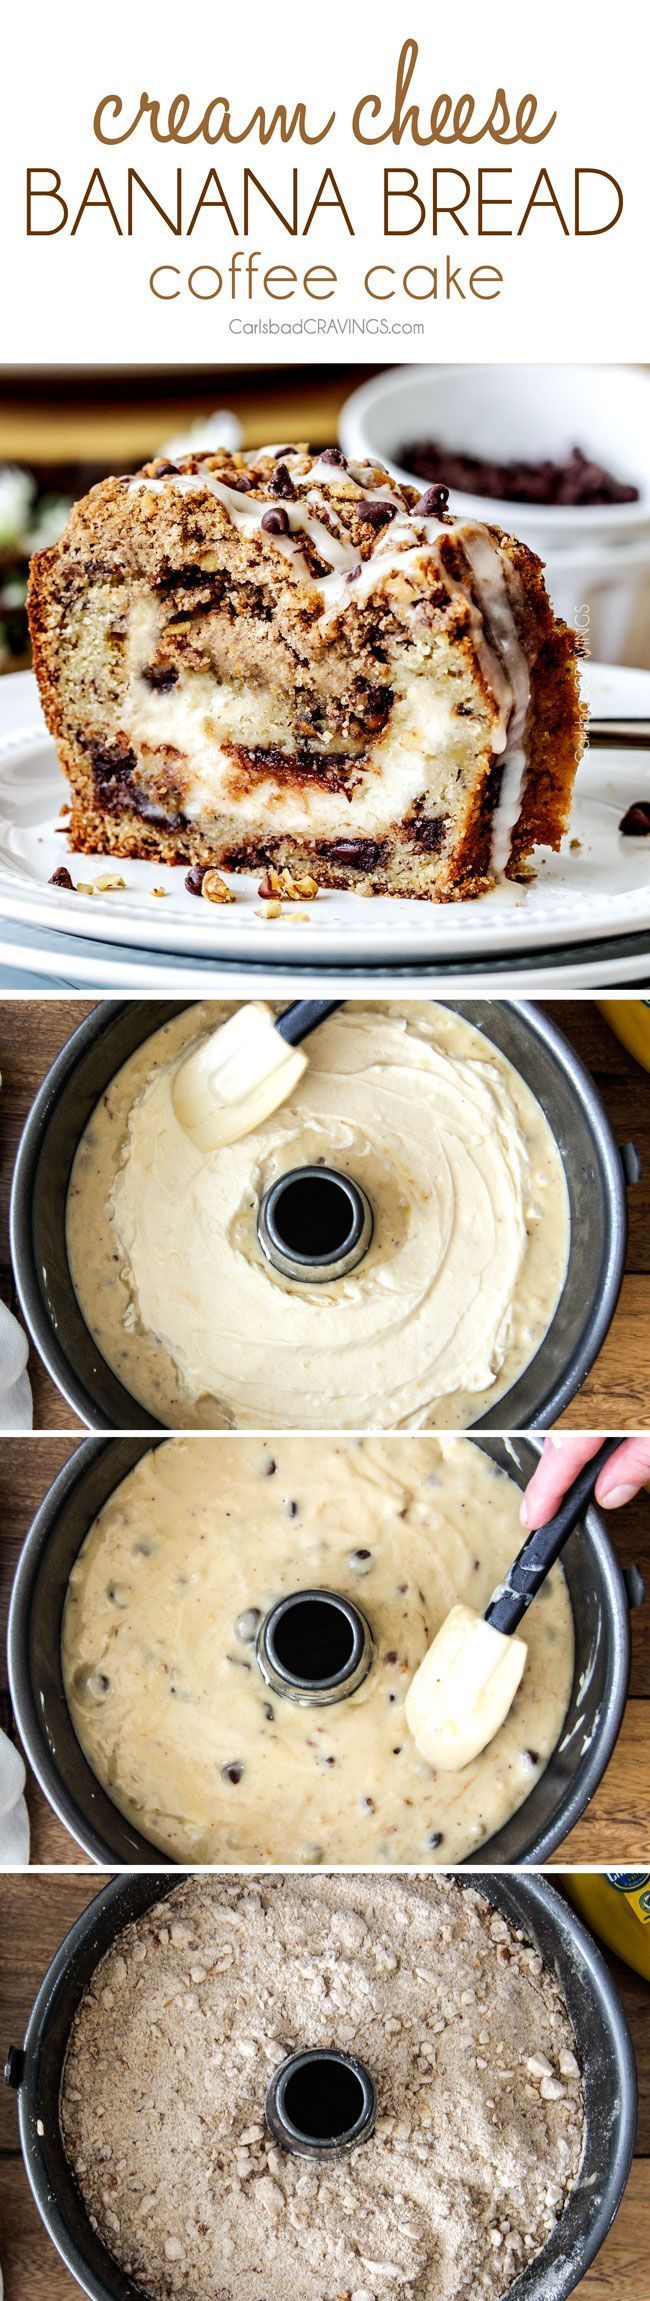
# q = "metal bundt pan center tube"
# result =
<box><xmin>265</xmin><ymin>2049</ymin><xmax>377</xmax><ymax>2158</ymax></box>
<box><xmin>256</xmin><ymin>1587</ymin><xmax>374</xmax><ymax>1704</ymax></box>
<box><xmin>7</xmin><ymin>998</ymin><xmax>636</xmax><ymax>1430</ymax></box>
<box><xmin>257</xmin><ymin>1163</ymin><xmax>374</xmax><ymax>1283</ymax></box>
<box><xmin>4</xmin><ymin>1873</ymin><xmax>638</xmax><ymax>2301</ymax></box>
<box><xmin>7</xmin><ymin>1433</ymin><xmax>644</xmax><ymax>1869</ymax></box>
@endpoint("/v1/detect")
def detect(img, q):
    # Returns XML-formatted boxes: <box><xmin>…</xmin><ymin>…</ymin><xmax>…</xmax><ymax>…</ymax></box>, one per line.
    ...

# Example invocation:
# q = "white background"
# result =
<box><xmin>1</xmin><ymin>0</ymin><xmax>647</xmax><ymax>366</ymax></box>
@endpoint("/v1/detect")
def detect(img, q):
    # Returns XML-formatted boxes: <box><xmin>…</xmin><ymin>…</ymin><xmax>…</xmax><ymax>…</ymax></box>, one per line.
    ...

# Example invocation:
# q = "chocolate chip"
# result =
<box><xmin>262</xmin><ymin>1702</ymin><xmax>275</xmax><ymax>1722</ymax></box>
<box><xmin>228</xmin><ymin>473</ymin><xmax>254</xmax><ymax>492</ymax></box>
<box><xmin>49</xmin><ymin>866</ymin><xmax>74</xmax><ymax>889</ymax></box>
<box><xmin>524</xmin><ymin>1749</ymin><xmax>539</xmax><ymax>1767</ymax></box>
<box><xmin>400</xmin><ymin>439</ymin><xmax>639</xmax><ymax>509</ymax></box>
<box><xmin>283</xmin><ymin>1498</ymin><xmax>299</xmax><ymax>1519</ymax></box>
<box><xmin>411</xmin><ymin>813</ymin><xmax>446</xmax><ymax>855</ymax></box>
<box><xmin>261</xmin><ymin>506</ymin><xmax>290</xmax><ymax>535</ymax></box>
<box><xmin>360</xmin><ymin>1794</ymin><xmax>375</xmax><ymax>1811</ymax></box>
<box><xmin>153</xmin><ymin>459</ymin><xmax>181</xmax><ymax>476</ymax></box>
<box><xmin>185</xmin><ymin>864</ymin><xmax>208</xmax><ymax>895</ymax></box>
<box><xmin>428</xmin><ymin>1831</ymin><xmax>444</xmax><ymax>1850</ymax></box>
<box><xmin>319</xmin><ymin>447</ymin><xmax>347</xmax><ymax>467</ymax></box>
<box><xmin>356</xmin><ymin>499</ymin><xmax>396</xmax><ymax>528</ymax></box>
<box><xmin>263</xmin><ymin>1457</ymin><xmax>277</xmax><ymax>1477</ymax></box>
<box><xmin>414</xmin><ymin>485</ymin><xmax>450</xmax><ymax>519</ymax></box>
<box><xmin>392</xmin><ymin>1747</ymin><xmax>403</xmax><ymax>1756</ymax></box>
<box><xmin>141</xmin><ymin>664</ymin><xmax>178</xmax><ymax>691</ymax></box>
<box><xmin>346</xmin><ymin>563</ymin><xmax>362</xmax><ymax>584</ymax></box>
<box><xmin>619</xmin><ymin>802</ymin><xmax>650</xmax><ymax>835</ymax></box>
<box><xmin>221</xmin><ymin>1763</ymin><xmax>245</xmax><ymax>1785</ymax></box>
<box><xmin>269</xmin><ymin>462</ymin><xmax>297</xmax><ymax>501</ymax></box>
<box><xmin>321</xmin><ymin>837</ymin><xmax>389</xmax><ymax>870</ymax></box>
<box><xmin>384</xmin><ymin>1650</ymin><xmax>398</xmax><ymax>1665</ymax></box>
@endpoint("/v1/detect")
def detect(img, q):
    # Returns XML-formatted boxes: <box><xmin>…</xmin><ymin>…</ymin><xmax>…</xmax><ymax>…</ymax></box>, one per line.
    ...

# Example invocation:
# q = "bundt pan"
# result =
<box><xmin>9</xmin><ymin>997</ymin><xmax>637</xmax><ymax>1433</ymax></box>
<box><xmin>7</xmin><ymin>1433</ymin><xmax>644</xmax><ymax>1868</ymax></box>
<box><xmin>4</xmin><ymin>1871</ymin><xmax>637</xmax><ymax>2301</ymax></box>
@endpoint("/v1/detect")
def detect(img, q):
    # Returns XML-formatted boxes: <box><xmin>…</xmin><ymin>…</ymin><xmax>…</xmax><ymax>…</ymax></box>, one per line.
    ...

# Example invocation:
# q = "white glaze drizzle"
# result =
<box><xmin>457</xmin><ymin>527</ymin><xmax>531</xmax><ymax>873</ymax></box>
<box><xmin>129</xmin><ymin>466</ymin><xmax>531</xmax><ymax>870</ymax></box>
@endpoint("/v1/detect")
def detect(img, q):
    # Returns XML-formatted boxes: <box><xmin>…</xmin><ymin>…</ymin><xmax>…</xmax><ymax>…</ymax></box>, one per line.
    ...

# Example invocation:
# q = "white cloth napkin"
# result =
<box><xmin>0</xmin><ymin>1297</ymin><xmax>32</xmax><ymax>1429</ymax></box>
<box><xmin>0</xmin><ymin>1727</ymin><xmax>29</xmax><ymax>1864</ymax></box>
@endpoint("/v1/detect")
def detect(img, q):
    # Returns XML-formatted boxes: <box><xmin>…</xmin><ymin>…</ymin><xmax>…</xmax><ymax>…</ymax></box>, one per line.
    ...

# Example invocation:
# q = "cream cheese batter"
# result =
<box><xmin>62</xmin><ymin>1435</ymin><xmax>575</xmax><ymax>1864</ymax></box>
<box><xmin>65</xmin><ymin>1001</ymin><xmax>569</xmax><ymax>1431</ymax></box>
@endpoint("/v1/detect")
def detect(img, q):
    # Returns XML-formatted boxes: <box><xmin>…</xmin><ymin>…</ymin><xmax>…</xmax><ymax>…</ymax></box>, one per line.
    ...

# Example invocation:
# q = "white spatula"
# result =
<box><xmin>405</xmin><ymin>1438</ymin><xmax>620</xmax><ymax>1772</ymax></box>
<box><xmin>172</xmin><ymin>999</ymin><xmax>341</xmax><ymax>1152</ymax></box>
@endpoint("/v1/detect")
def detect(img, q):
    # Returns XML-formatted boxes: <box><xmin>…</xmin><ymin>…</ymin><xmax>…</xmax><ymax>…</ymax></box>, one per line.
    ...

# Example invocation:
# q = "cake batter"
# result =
<box><xmin>65</xmin><ymin>1001</ymin><xmax>570</xmax><ymax>1430</ymax></box>
<box><xmin>62</xmin><ymin>1434</ymin><xmax>575</xmax><ymax>1864</ymax></box>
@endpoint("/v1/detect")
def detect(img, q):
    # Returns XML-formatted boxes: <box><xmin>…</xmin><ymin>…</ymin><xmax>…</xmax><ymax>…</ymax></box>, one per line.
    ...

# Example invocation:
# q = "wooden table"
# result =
<box><xmin>0</xmin><ymin>1871</ymin><xmax>648</xmax><ymax>2299</ymax></box>
<box><xmin>1</xmin><ymin>997</ymin><xmax>649</xmax><ymax>1432</ymax></box>
<box><xmin>0</xmin><ymin>1414</ymin><xmax>649</xmax><ymax>1867</ymax></box>
<box><xmin>0</xmin><ymin>365</ymin><xmax>379</xmax><ymax>468</ymax></box>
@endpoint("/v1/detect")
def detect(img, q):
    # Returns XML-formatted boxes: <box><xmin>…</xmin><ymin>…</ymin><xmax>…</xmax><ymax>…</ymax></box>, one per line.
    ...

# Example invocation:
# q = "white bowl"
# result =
<box><xmin>339</xmin><ymin>364</ymin><xmax>650</xmax><ymax>551</ymax></box>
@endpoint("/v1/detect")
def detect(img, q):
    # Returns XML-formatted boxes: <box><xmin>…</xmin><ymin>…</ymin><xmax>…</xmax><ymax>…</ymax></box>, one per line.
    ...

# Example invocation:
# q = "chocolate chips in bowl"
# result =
<box><xmin>397</xmin><ymin>440</ymin><xmax>640</xmax><ymax>509</ymax></box>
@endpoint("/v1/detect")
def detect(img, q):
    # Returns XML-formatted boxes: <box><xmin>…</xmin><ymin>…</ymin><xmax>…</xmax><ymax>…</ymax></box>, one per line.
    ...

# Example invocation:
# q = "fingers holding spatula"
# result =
<box><xmin>405</xmin><ymin>1438</ymin><xmax>620</xmax><ymax>1773</ymax></box>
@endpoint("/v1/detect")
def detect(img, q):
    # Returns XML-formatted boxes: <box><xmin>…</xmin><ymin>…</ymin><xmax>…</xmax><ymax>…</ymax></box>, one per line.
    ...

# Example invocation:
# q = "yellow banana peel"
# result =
<box><xmin>566</xmin><ymin>1873</ymin><xmax>650</xmax><ymax>1980</ymax></box>
<box><xmin>598</xmin><ymin>1000</ymin><xmax>650</xmax><ymax>1072</ymax></box>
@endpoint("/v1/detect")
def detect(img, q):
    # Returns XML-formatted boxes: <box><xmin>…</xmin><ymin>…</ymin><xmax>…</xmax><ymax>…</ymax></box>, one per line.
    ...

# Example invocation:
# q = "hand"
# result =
<box><xmin>521</xmin><ymin>1434</ymin><xmax>650</xmax><ymax>1528</ymax></box>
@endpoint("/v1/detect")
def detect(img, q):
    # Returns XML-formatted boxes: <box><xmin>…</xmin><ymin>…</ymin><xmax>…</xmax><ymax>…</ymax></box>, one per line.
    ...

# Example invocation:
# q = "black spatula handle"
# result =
<box><xmin>276</xmin><ymin>1000</ymin><xmax>342</xmax><ymax>1047</ymax></box>
<box><xmin>485</xmin><ymin>1438</ymin><xmax>621</xmax><ymax>1636</ymax></box>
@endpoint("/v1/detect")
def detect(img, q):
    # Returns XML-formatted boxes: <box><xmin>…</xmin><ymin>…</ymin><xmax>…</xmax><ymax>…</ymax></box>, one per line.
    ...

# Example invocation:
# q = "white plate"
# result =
<box><xmin>0</xmin><ymin>666</ymin><xmax>648</xmax><ymax>969</ymax></box>
<box><xmin>0</xmin><ymin>920</ymin><xmax>648</xmax><ymax>991</ymax></box>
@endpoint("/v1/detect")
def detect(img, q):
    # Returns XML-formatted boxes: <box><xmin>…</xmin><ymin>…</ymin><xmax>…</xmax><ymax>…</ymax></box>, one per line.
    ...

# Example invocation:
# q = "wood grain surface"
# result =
<box><xmin>0</xmin><ymin>999</ymin><xmax>93</xmax><ymax>1431</ymax></box>
<box><xmin>0</xmin><ymin>996</ymin><xmax>649</xmax><ymax>1432</ymax></box>
<box><xmin>0</xmin><ymin>1871</ymin><xmax>648</xmax><ymax>2299</ymax></box>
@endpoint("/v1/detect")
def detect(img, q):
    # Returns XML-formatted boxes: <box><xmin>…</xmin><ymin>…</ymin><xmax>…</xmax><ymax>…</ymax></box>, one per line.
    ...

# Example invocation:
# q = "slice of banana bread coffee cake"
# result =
<box><xmin>28</xmin><ymin>445</ymin><xmax>585</xmax><ymax>900</ymax></box>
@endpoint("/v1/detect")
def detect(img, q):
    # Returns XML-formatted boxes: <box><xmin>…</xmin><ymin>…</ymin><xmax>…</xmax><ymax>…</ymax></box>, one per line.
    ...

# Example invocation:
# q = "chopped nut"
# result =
<box><xmin>280</xmin><ymin>867</ymin><xmax>318</xmax><ymax>901</ymax></box>
<box><xmin>559</xmin><ymin>2050</ymin><xmax>580</xmax><ymax>2079</ymax></box>
<box><xmin>201</xmin><ymin>870</ymin><xmax>236</xmax><ymax>905</ymax></box>
<box><xmin>287</xmin><ymin>871</ymin><xmax>319</xmax><ymax>900</ymax></box>
<box><xmin>257</xmin><ymin>865</ymin><xmax>318</xmax><ymax>902</ymax></box>
<box><xmin>151</xmin><ymin>886</ymin><xmax>167</xmax><ymax>899</ymax></box>
<box><xmin>94</xmin><ymin>873</ymin><xmax>127</xmax><ymax>892</ymax></box>
<box><xmin>256</xmin><ymin>899</ymin><xmax>282</xmax><ymax>919</ymax></box>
